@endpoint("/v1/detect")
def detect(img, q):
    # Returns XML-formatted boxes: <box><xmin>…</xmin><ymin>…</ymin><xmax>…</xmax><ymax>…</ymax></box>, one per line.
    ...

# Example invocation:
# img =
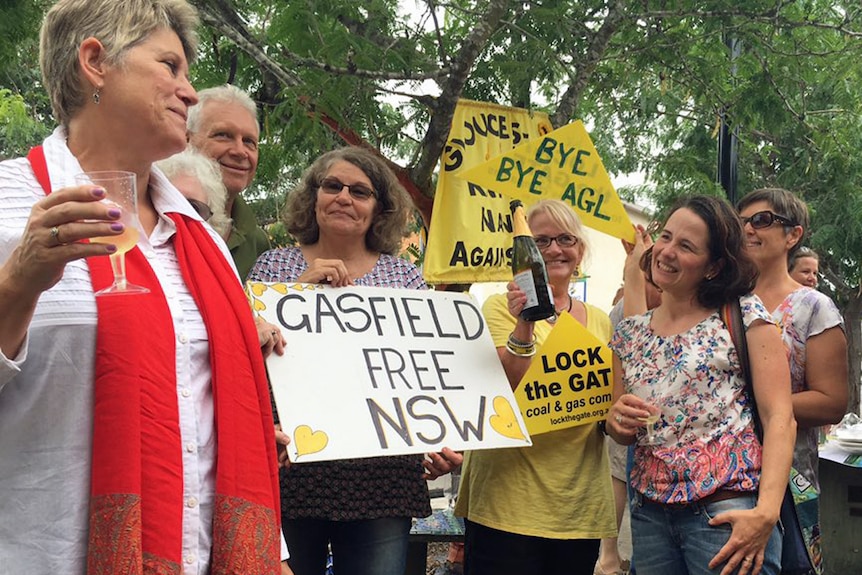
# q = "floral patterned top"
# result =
<box><xmin>610</xmin><ymin>294</ymin><xmax>774</xmax><ymax>504</ymax></box>
<box><xmin>772</xmin><ymin>287</ymin><xmax>843</xmax><ymax>491</ymax></box>
<box><xmin>248</xmin><ymin>247</ymin><xmax>432</xmax><ymax>520</ymax></box>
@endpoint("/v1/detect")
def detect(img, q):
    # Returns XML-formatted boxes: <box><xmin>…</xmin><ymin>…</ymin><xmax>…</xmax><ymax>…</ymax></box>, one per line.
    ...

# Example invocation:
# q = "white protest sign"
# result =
<box><xmin>247</xmin><ymin>282</ymin><xmax>532</xmax><ymax>462</ymax></box>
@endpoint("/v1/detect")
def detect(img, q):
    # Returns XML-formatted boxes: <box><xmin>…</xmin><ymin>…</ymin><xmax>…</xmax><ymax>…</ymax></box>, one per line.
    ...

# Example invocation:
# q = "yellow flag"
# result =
<box><xmin>514</xmin><ymin>313</ymin><xmax>613</xmax><ymax>436</ymax></box>
<box><xmin>458</xmin><ymin>120</ymin><xmax>635</xmax><ymax>243</ymax></box>
<box><xmin>423</xmin><ymin>99</ymin><xmax>553</xmax><ymax>284</ymax></box>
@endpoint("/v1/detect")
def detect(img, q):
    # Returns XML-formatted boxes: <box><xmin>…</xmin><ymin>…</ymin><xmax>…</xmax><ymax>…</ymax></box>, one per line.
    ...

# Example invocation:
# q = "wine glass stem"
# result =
<box><xmin>109</xmin><ymin>253</ymin><xmax>128</xmax><ymax>290</ymax></box>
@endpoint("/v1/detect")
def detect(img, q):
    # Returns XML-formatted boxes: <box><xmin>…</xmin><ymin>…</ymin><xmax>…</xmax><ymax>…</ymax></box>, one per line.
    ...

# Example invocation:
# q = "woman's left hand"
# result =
<box><xmin>256</xmin><ymin>316</ymin><xmax>285</xmax><ymax>358</ymax></box>
<box><xmin>422</xmin><ymin>447</ymin><xmax>463</xmax><ymax>480</ymax></box>
<box><xmin>707</xmin><ymin>506</ymin><xmax>775</xmax><ymax>575</ymax></box>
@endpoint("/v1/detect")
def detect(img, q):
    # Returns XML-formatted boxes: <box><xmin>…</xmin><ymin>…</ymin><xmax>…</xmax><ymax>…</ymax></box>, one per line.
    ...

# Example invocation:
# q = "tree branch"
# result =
<box><xmin>551</xmin><ymin>0</ymin><xmax>627</xmax><ymax>126</ymax></box>
<box><xmin>411</xmin><ymin>0</ymin><xmax>513</xmax><ymax>194</ymax></box>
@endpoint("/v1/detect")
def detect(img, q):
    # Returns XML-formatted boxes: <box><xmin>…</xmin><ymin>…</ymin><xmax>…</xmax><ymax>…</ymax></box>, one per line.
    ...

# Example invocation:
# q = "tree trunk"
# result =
<box><xmin>843</xmin><ymin>294</ymin><xmax>862</xmax><ymax>416</ymax></box>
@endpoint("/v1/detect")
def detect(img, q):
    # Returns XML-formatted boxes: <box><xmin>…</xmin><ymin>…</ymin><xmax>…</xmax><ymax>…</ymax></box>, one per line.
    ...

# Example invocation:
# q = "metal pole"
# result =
<box><xmin>717</xmin><ymin>35</ymin><xmax>741</xmax><ymax>204</ymax></box>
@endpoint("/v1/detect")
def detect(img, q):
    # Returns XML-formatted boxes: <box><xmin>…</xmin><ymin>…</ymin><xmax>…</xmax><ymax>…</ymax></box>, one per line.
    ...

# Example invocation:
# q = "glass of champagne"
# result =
<box><xmin>75</xmin><ymin>171</ymin><xmax>149</xmax><ymax>296</ymax></box>
<box><xmin>637</xmin><ymin>403</ymin><xmax>662</xmax><ymax>445</ymax></box>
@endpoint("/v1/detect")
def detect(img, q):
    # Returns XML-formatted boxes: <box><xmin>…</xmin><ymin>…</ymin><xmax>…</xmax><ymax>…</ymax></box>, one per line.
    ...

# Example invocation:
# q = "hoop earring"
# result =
<box><xmin>93</xmin><ymin>88</ymin><xmax>101</xmax><ymax>105</ymax></box>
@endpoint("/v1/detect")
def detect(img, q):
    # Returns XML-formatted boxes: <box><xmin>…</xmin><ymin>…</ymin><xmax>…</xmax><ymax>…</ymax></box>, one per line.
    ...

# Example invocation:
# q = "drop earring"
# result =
<box><xmin>93</xmin><ymin>88</ymin><xmax>101</xmax><ymax>105</ymax></box>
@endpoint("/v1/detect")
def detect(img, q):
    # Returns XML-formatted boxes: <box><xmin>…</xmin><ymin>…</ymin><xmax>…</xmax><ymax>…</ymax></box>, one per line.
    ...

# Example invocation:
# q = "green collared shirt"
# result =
<box><xmin>227</xmin><ymin>196</ymin><xmax>271</xmax><ymax>281</ymax></box>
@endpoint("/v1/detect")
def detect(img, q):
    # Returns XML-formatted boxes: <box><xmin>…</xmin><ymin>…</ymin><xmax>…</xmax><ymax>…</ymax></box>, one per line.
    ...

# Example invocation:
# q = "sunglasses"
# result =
<box><xmin>187</xmin><ymin>198</ymin><xmax>213</xmax><ymax>221</ymax></box>
<box><xmin>319</xmin><ymin>177</ymin><xmax>376</xmax><ymax>201</ymax></box>
<box><xmin>741</xmin><ymin>210</ymin><xmax>796</xmax><ymax>229</ymax></box>
<box><xmin>534</xmin><ymin>234</ymin><xmax>579</xmax><ymax>249</ymax></box>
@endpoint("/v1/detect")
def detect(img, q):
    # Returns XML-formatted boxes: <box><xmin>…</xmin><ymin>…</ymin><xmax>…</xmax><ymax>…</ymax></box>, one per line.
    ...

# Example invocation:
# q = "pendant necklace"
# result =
<box><xmin>546</xmin><ymin>294</ymin><xmax>572</xmax><ymax>324</ymax></box>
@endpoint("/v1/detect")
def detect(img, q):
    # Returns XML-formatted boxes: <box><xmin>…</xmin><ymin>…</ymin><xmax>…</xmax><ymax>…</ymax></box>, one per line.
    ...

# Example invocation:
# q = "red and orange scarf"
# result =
<box><xmin>28</xmin><ymin>146</ymin><xmax>280</xmax><ymax>575</ymax></box>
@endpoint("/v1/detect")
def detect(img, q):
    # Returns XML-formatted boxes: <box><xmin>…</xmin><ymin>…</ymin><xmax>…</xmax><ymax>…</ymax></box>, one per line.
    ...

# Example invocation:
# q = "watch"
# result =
<box><xmin>598</xmin><ymin>419</ymin><xmax>608</xmax><ymax>435</ymax></box>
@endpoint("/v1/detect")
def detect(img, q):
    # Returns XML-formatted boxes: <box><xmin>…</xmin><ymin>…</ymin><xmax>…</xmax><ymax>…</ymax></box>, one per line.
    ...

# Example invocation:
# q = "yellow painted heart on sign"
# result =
<box><xmin>248</xmin><ymin>282</ymin><xmax>267</xmax><ymax>296</ymax></box>
<box><xmin>489</xmin><ymin>396</ymin><xmax>525</xmax><ymax>440</ymax></box>
<box><xmin>252</xmin><ymin>298</ymin><xmax>266</xmax><ymax>311</ymax></box>
<box><xmin>270</xmin><ymin>283</ymin><xmax>289</xmax><ymax>294</ymax></box>
<box><xmin>294</xmin><ymin>424</ymin><xmax>329</xmax><ymax>458</ymax></box>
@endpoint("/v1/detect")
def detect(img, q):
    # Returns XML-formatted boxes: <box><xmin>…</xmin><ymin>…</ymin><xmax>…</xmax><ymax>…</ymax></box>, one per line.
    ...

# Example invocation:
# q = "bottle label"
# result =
<box><xmin>513</xmin><ymin>270</ymin><xmax>540</xmax><ymax>308</ymax></box>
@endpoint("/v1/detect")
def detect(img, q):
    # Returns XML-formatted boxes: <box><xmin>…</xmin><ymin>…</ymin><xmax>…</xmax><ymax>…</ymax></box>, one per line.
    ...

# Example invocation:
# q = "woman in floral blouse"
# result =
<box><xmin>607</xmin><ymin>195</ymin><xmax>795</xmax><ymax>575</ymax></box>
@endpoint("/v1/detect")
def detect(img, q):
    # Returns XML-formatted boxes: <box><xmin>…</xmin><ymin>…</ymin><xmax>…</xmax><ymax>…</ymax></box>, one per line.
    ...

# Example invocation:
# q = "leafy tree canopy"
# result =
<box><xmin>3</xmin><ymin>0</ymin><xmax>862</xmax><ymax>410</ymax></box>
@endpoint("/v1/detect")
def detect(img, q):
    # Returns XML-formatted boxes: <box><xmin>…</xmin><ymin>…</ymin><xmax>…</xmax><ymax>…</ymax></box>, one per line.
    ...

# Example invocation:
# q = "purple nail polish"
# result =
<box><xmin>91</xmin><ymin>187</ymin><xmax>106</xmax><ymax>198</ymax></box>
<box><xmin>105</xmin><ymin>244</ymin><xmax>118</xmax><ymax>253</ymax></box>
<box><xmin>107</xmin><ymin>208</ymin><xmax>121</xmax><ymax>219</ymax></box>
<box><xmin>110</xmin><ymin>222</ymin><xmax>124</xmax><ymax>232</ymax></box>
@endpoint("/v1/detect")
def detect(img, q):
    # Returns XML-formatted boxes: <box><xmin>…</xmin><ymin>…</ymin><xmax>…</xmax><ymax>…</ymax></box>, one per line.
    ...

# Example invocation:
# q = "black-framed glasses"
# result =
<box><xmin>741</xmin><ymin>210</ymin><xmax>796</xmax><ymax>229</ymax></box>
<box><xmin>319</xmin><ymin>177</ymin><xmax>376</xmax><ymax>201</ymax></box>
<box><xmin>534</xmin><ymin>234</ymin><xmax>579</xmax><ymax>249</ymax></box>
<box><xmin>187</xmin><ymin>198</ymin><xmax>213</xmax><ymax>221</ymax></box>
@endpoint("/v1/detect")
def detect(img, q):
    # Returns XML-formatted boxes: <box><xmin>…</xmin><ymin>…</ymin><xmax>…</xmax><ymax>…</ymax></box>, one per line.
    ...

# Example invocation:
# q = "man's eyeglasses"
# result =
<box><xmin>534</xmin><ymin>234</ymin><xmax>579</xmax><ymax>249</ymax></box>
<box><xmin>319</xmin><ymin>177</ymin><xmax>376</xmax><ymax>201</ymax></box>
<box><xmin>741</xmin><ymin>210</ymin><xmax>796</xmax><ymax>229</ymax></box>
<box><xmin>187</xmin><ymin>198</ymin><xmax>213</xmax><ymax>221</ymax></box>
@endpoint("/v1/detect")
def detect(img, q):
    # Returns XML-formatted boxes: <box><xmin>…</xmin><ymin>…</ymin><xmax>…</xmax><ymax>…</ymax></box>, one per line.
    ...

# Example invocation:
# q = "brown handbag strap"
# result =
<box><xmin>720</xmin><ymin>299</ymin><xmax>763</xmax><ymax>441</ymax></box>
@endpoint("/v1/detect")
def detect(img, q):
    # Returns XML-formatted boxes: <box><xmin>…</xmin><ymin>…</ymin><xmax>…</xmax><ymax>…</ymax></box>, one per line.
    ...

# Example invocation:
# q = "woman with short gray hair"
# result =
<box><xmin>157</xmin><ymin>147</ymin><xmax>233</xmax><ymax>238</ymax></box>
<box><xmin>0</xmin><ymin>1</ymin><xmax>282</xmax><ymax>573</ymax></box>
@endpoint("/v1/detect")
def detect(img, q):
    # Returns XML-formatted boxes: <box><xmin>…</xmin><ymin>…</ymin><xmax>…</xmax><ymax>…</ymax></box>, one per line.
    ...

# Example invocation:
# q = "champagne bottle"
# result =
<box><xmin>509</xmin><ymin>200</ymin><xmax>555</xmax><ymax>321</ymax></box>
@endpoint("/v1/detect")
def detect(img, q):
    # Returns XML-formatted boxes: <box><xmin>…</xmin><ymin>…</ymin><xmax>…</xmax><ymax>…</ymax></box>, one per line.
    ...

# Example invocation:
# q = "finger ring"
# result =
<box><xmin>271</xmin><ymin>330</ymin><xmax>278</xmax><ymax>337</ymax></box>
<box><xmin>615</xmin><ymin>414</ymin><xmax>623</xmax><ymax>423</ymax></box>
<box><xmin>743</xmin><ymin>557</ymin><xmax>753</xmax><ymax>563</ymax></box>
<box><xmin>49</xmin><ymin>226</ymin><xmax>61</xmax><ymax>245</ymax></box>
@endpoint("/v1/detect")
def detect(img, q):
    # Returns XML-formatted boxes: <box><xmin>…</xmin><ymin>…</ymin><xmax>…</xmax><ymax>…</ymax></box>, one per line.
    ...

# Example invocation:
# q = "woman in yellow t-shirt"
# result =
<box><xmin>455</xmin><ymin>199</ymin><xmax>616</xmax><ymax>575</ymax></box>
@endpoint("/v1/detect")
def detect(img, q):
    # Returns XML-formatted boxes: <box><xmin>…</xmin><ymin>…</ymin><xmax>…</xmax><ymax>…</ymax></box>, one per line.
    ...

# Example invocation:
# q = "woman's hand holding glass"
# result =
<box><xmin>607</xmin><ymin>393</ymin><xmax>661</xmax><ymax>445</ymax></box>
<box><xmin>74</xmin><ymin>171</ymin><xmax>148</xmax><ymax>296</ymax></box>
<box><xmin>9</xmin><ymin>183</ymin><xmax>127</xmax><ymax>298</ymax></box>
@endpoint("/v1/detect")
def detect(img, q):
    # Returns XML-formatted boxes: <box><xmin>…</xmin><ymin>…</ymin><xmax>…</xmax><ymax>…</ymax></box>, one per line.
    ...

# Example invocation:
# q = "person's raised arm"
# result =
<box><xmin>495</xmin><ymin>282</ymin><xmax>537</xmax><ymax>390</ymax></box>
<box><xmin>622</xmin><ymin>224</ymin><xmax>652</xmax><ymax>318</ymax></box>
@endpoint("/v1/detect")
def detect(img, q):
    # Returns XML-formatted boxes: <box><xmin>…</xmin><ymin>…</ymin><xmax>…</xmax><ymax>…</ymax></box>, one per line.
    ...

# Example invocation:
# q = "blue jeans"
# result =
<box><xmin>283</xmin><ymin>516</ymin><xmax>412</xmax><ymax>575</ymax></box>
<box><xmin>629</xmin><ymin>492</ymin><xmax>781</xmax><ymax>575</ymax></box>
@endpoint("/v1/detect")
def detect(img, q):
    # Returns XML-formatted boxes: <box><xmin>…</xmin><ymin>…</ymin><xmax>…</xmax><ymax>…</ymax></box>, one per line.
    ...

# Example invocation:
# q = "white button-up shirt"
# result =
<box><xmin>0</xmin><ymin>128</ymin><xmax>286</xmax><ymax>574</ymax></box>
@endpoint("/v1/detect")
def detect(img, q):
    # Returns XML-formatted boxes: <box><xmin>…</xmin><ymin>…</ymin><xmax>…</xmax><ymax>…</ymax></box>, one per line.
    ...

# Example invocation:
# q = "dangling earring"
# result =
<box><xmin>93</xmin><ymin>88</ymin><xmax>101</xmax><ymax>105</ymax></box>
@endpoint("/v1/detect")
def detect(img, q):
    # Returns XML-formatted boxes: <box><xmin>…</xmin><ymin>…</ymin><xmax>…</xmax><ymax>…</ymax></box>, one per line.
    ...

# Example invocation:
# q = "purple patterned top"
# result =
<box><xmin>248</xmin><ymin>247</ymin><xmax>432</xmax><ymax>520</ymax></box>
<box><xmin>610</xmin><ymin>294</ymin><xmax>774</xmax><ymax>504</ymax></box>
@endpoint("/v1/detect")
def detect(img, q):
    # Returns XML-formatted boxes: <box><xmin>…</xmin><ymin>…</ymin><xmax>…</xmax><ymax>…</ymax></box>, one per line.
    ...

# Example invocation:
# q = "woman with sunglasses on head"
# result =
<box><xmin>455</xmin><ymin>199</ymin><xmax>616</xmax><ymax>575</ymax></box>
<box><xmin>247</xmin><ymin>146</ymin><xmax>462</xmax><ymax>575</ymax></box>
<box><xmin>737</xmin><ymin>189</ymin><xmax>848</xmax><ymax>571</ymax></box>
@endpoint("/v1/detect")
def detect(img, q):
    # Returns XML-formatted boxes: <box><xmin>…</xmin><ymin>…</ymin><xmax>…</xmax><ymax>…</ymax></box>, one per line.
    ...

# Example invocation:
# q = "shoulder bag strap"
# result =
<box><xmin>720</xmin><ymin>299</ymin><xmax>763</xmax><ymax>441</ymax></box>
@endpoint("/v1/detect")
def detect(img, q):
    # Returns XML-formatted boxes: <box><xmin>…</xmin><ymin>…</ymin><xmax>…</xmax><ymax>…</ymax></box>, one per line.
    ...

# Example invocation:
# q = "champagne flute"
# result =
<box><xmin>637</xmin><ymin>404</ymin><xmax>661</xmax><ymax>445</ymax></box>
<box><xmin>75</xmin><ymin>171</ymin><xmax>149</xmax><ymax>296</ymax></box>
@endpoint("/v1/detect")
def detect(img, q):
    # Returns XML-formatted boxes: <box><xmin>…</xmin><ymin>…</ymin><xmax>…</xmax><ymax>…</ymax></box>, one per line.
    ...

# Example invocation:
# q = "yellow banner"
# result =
<box><xmin>515</xmin><ymin>313</ymin><xmax>613</xmax><ymax>435</ymax></box>
<box><xmin>458</xmin><ymin>120</ymin><xmax>635</xmax><ymax>243</ymax></box>
<box><xmin>423</xmin><ymin>99</ymin><xmax>553</xmax><ymax>284</ymax></box>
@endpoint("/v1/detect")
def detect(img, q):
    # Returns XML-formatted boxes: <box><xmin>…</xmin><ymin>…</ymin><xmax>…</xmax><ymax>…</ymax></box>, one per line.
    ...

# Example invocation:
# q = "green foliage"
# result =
<box><xmin>5</xmin><ymin>0</ymin><xmax>862</xmax><ymax>316</ymax></box>
<box><xmin>0</xmin><ymin>89</ymin><xmax>50</xmax><ymax>160</ymax></box>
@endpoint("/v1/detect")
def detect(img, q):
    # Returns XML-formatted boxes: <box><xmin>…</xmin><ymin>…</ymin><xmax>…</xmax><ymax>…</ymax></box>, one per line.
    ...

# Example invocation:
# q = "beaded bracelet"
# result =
<box><xmin>505</xmin><ymin>341</ymin><xmax>536</xmax><ymax>357</ymax></box>
<box><xmin>507</xmin><ymin>332</ymin><xmax>536</xmax><ymax>349</ymax></box>
<box><xmin>506</xmin><ymin>332</ymin><xmax>537</xmax><ymax>357</ymax></box>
